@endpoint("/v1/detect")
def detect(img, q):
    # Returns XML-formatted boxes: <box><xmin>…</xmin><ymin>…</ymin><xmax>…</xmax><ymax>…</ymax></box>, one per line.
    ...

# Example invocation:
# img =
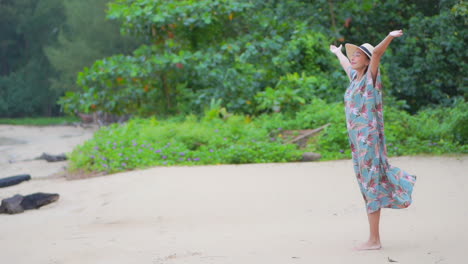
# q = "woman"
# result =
<box><xmin>330</xmin><ymin>30</ymin><xmax>416</xmax><ymax>250</ymax></box>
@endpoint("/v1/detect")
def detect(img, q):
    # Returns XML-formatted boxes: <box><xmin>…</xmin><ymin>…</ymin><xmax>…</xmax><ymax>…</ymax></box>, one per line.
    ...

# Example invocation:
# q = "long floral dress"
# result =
<box><xmin>344</xmin><ymin>67</ymin><xmax>416</xmax><ymax>214</ymax></box>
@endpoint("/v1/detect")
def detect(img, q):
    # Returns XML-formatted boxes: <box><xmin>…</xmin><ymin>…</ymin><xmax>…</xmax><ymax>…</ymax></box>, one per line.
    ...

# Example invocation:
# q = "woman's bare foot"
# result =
<box><xmin>354</xmin><ymin>240</ymin><xmax>382</xmax><ymax>251</ymax></box>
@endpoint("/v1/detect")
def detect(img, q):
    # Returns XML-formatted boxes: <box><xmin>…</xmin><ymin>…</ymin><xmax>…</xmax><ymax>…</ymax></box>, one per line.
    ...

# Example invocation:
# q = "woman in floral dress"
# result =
<box><xmin>329</xmin><ymin>30</ymin><xmax>416</xmax><ymax>250</ymax></box>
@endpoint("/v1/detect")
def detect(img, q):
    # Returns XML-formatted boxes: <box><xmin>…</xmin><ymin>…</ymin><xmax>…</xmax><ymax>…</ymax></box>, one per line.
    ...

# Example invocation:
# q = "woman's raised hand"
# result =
<box><xmin>330</xmin><ymin>44</ymin><xmax>342</xmax><ymax>54</ymax></box>
<box><xmin>389</xmin><ymin>30</ymin><xmax>404</xmax><ymax>38</ymax></box>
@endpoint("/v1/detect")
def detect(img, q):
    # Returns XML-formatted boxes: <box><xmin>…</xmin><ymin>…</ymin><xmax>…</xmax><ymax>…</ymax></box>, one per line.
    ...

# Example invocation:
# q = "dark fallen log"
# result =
<box><xmin>7</xmin><ymin>153</ymin><xmax>67</xmax><ymax>164</ymax></box>
<box><xmin>0</xmin><ymin>195</ymin><xmax>24</xmax><ymax>214</ymax></box>
<box><xmin>21</xmin><ymin>193</ymin><xmax>60</xmax><ymax>210</ymax></box>
<box><xmin>76</xmin><ymin>111</ymin><xmax>131</xmax><ymax>127</ymax></box>
<box><xmin>0</xmin><ymin>174</ymin><xmax>31</xmax><ymax>188</ymax></box>
<box><xmin>77</xmin><ymin>112</ymin><xmax>95</xmax><ymax>124</ymax></box>
<box><xmin>36</xmin><ymin>153</ymin><xmax>67</xmax><ymax>162</ymax></box>
<box><xmin>0</xmin><ymin>193</ymin><xmax>60</xmax><ymax>214</ymax></box>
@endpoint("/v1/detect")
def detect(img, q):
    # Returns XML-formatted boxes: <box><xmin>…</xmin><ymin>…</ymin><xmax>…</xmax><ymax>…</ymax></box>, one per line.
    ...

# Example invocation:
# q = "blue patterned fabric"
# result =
<box><xmin>344</xmin><ymin>67</ymin><xmax>416</xmax><ymax>213</ymax></box>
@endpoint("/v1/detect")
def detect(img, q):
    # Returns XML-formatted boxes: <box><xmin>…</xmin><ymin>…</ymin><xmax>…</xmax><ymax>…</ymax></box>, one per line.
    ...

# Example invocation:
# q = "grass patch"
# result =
<box><xmin>0</xmin><ymin>116</ymin><xmax>80</xmax><ymax>126</ymax></box>
<box><xmin>68</xmin><ymin>115</ymin><xmax>303</xmax><ymax>174</ymax></box>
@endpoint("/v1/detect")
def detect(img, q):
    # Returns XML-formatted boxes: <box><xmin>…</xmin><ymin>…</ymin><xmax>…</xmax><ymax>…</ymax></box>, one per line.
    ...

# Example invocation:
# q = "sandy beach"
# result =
<box><xmin>0</xmin><ymin>124</ymin><xmax>96</xmax><ymax>178</ymax></box>
<box><xmin>0</xmin><ymin>125</ymin><xmax>467</xmax><ymax>264</ymax></box>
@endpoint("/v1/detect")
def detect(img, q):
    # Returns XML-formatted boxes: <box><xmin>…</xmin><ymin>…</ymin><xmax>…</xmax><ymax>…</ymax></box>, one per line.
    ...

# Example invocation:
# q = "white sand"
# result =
<box><xmin>0</xmin><ymin>125</ymin><xmax>467</xmax><ymax>264</ymax></box>
<box><xmin>0</xmin><ymin>124</ymin><xmax>96</xmax><ymax>178</ymax></box>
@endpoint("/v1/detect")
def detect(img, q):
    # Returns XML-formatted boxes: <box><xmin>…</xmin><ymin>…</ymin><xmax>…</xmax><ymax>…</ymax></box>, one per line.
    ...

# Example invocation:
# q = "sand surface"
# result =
<box><xmin>0</xmin><ymin>125</ymin><xmax>467</xmax><ymax>264</ymax></box>
<box><xmin>0</xmin><ymin>124</ymin><xmax>96</xmax><ymax>178</ymax></box>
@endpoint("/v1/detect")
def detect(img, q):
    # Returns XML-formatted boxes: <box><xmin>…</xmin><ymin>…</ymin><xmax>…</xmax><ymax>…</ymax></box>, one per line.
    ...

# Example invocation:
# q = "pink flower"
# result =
<box><xmin>395</xmin><ymin>188</ymin><xmax>405</xmax><ymax>197</ymax></box>
<box><xmin>368</xmin><ymin>178</ymin><xmax>377</xmax><ymax>188</ymax></box>
<box><xmin>357</xmin><ymin>131</ymin><xmax>366</xmax><ymax>142</ymax></box>
<box><xmin>375</xmin><ymin>103</ymin><xmax>383</xmax><ymax>113</ymax></box>
<box><xmin>378</xmin><ymin>192</ymin><xmax>388</xmax><ymax>199</ymax></box>
<box><xmin>368</xmin><ymin>118</ymin><xmax>378</xmax><ymax>131</ymax></box>
<box><xmin>364</xmin><ymin>159</ymin><xmax>372</xmax><ymax>169</ymax></box>
<box><xmin>381</xmin><ymin>182</ymin><xmax>388</xmax><ymax>189</ymax></box>
<box><xmin>348</xmin><ymin>102</ymin><xmax>359</xmax><ymax>114</ymax></box>
<box><xmin>350</xmin><ymin>143</ymin><xmax>356</xmax><ymax>153</ymax></box>
<box><xmin>358</xmin><ymin>85</ymin><xmax>366</xmax><ymax>94</ymax></box>
<box><xmin>394</xmin><ymin>171</ymin><xmax>402</xmax><ymax>181</ymax></box>
<box><xmin>360</xmin><ymin>104</ymin><xmax>368</xmax><ymax>118</ymax></box>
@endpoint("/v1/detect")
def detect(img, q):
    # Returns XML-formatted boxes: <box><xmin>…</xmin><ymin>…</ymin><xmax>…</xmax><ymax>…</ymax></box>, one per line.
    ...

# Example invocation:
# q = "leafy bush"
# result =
<box><xmin>0</xmin><ymin>60</ymin><xmax>59</xmax><ymax>117</ymax></box>
<box><xmin>273</xmin><ymin>30</ymin><xmax>348</xmax><ymax>103</ymax></box>
<box><xmin>58</xmin><ymin>45</ymin><xmax>192</xmax><ymax>116</ymax></box>
<box><xmin>58</xmin><ymin>2</ymin><xmax>348</xmax><ymax>117</ymax></box>
<box><xmin>255</xmin><ymin>73</ymin><xmax>312</xmax><ymax>113</ymax></box>
<box><xmin>337</xmin><ymin>0</ymin><xmax>467</xmax><ymax>112</ymax></box>
<box><xmin>384</xmin><ymin>7</ymin><xmax>467</xmax><ymax>112</ymax></box>
<box><xmin>68</xmin><ymin>114</ymin><xmax>303</xmax><ymax>173</ymax></box>
<box><xmin>255</xmin><ymin>98</ymin><xmax>350</xmax><ymax>160</ymax></box>
<box><xmin>255</xmin><ymin>98</ymin><xmax>467</xmax><ymax>160</ymax></box>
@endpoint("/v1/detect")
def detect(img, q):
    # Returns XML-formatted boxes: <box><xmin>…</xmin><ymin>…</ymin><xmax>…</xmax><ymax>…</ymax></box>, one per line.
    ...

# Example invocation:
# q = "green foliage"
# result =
<box><xmin>274</xmin><ymin>31</ymin><xmax>348</xmax><ymax>102</ymax></box>
<box><xmin>60</xmin><ymin>1</ymin><xmax>350</xmax><ymax>116</ymax></box>
<box><xmin>254</xmin><ymin>73</ymin><xmax>322</xmax><ymax>113</ymax></box>
<box><xmin>410</xmin><ymin>99</ymin><xmax>467</xmax><ymax>145</ymax></box>
<box><xmin>255</xmin><ymin>98</ymin><xmax>467</xmax><ymax>160</ymax></box>
<box><xmin>59</xmin><ymin>0</ymin><xmax>256</xmax><ymax>116</ymax></box>
<box><xmin>58</xmin><ymin>44</ymin><xmax>192</xmax><ymax>115</ymax></box>
<box><xmin>452</xmin><ymin>0</ymin><xmax>468</xmax><ymax>24</ymax></box>
<box><xmin>383</xmin><ymin>99</ymin><xmax>468</xmax><ymax>156</ymax></box>
<box><xmin>385</xmin><ymin>7</ymin><xmax>467</xmax><ymax>112</ymax></box>
<box><xmin>333</xmin><ymin>0</ymin><xmax>466</xmax><ymax>112</ymax></box>
<box><xmin>56</xmin><ymin>0</ymin><xmax>466</xmax><ymax>118</ymax></box>
<box><xmin>44</xmin><ymin>0</ymin><xmax>141</xmax><ymax>94</ymax></box>
<box><xmin>0</xmin><ymin>59</ymin><xmax>59</xmax><ymax>117</ymax></box>
<box><xmin>186</xmin><ymin>47</ymin><xmax>261</xmax><ymax>114</ymax></box>
<box><xmin>69</xmin><ymin>114</ymin><xmax>303</xmax><ymax>173</ymax></box>
<box><xmin>0</xmin><ymin>0</ymin><xmax>65</xmax><ymax>117</ymax></box>
<box><xmin>255</xmin><ymin>98</ymin><xmax>350</xmax><ymax>160</ymax></box>
<box><xmin>107</xmin><ymin>0</ymin><xmax>252</xmax><ymax>38</ymax></box>
<box><xmin>338</xmin><ymin>0</ymin><xmax>415</xmax><ymax>44</ymax></box>
<box><xmin>1</xmin><ymin>0</ymin><xmax>466</xmax><ymax>118</ymax></box>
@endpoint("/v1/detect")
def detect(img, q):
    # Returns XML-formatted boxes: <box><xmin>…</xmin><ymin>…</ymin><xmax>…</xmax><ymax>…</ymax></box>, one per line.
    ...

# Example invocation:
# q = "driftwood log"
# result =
<box><xmin>36</xmin><ymin>152</ymin><xmax>67</xmax><ymax>162</ymax></box>
<box><xmin>0</xmin><ymin>174</ymin><xmax>31</xmax><ymax>188</ymax></box>
<box><xmin>8</xmin><ymin>153</ymin><xmax>68</xmax><ymax>164</ymax></box>
<box><xmin>279</xmin><ymin>123</ymin><xmax>330</xmax><ymax>161</ymax></box>
<box><xmin>283</xmin><ymin>123</ymin><xmax>330</xmax><ymax>149</ymax></box>
<box><xmin>0</xmin><ymin>193</ymin><xmax>60</xmax><ymax>214</ymax></box>
<box><xmin>77</xmin><ymin>111</ymin><xmax>131</xmax><ymax>126</ymax></box>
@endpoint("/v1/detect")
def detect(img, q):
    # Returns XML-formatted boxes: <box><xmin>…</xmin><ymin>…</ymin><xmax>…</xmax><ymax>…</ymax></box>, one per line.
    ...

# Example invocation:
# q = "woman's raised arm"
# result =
<box><xmin>330</xmin><ymin>44</ymin><xmax>352</xmax><ymax>81</ymax></box>
<box><xmin>369</xmin><ymin>30</ymin><xmax>404</xmax><ymax>83</ymax></box>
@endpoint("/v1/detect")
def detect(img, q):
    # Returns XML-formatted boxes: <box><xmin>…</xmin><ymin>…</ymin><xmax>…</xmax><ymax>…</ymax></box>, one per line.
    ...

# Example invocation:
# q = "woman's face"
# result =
<box><xmin>350</xmin><ymin>50</ymin><xmax>370</xmax><ymax>70</ymax></box>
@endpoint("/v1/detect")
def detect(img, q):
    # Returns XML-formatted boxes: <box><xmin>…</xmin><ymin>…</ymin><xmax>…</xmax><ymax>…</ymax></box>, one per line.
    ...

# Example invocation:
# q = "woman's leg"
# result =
<box><xmin>355</xmin><ymin>209</ymin><xmax>382</xmax><ymax>250</ymax></box>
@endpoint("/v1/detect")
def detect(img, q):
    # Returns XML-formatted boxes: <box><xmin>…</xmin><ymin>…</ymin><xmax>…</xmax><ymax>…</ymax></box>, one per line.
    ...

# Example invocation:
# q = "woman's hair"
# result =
<box><xmin>364</xmin><ymin>55</ymin><xmax>370</xmax><ymax>73</ymax></box>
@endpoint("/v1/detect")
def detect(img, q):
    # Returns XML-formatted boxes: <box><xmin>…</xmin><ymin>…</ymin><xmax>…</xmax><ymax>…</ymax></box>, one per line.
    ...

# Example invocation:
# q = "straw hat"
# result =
<box><xmin>345</xmin><ymin>43</ymin><xmax>374</xmax><ymax>60</ymax></box>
